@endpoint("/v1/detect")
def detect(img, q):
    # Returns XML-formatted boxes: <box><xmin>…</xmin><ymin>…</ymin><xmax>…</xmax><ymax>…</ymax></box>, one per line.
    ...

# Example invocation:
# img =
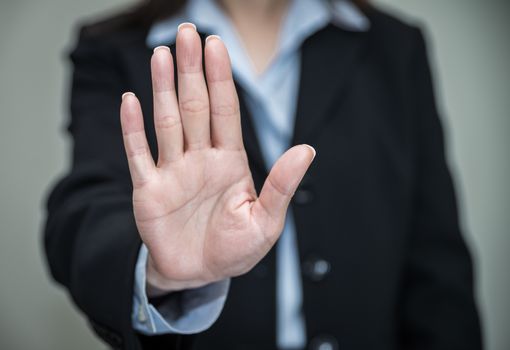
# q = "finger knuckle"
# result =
<box><xmin>180</xmin><ymin>98</ymin><xmax>209</xmax><ymax>115</ymax></box>
<box><xmin>156</xmin><ymin>114</ymin><xmax>181</xmax><ymax>129</ymax></box>
<box><xmin>268</xmin><ymin>177</ymin><xmax>292</xmax><ymax>196</ymax></box>
<box><xmin>126</xmin><ymin>144</ymin><xmax>149</xmax><ymax>158</ymax></box>
<box><xmin>211</xmin><ymin>103</ymin><xmax>239</xmax><ymax>118</ymax></box>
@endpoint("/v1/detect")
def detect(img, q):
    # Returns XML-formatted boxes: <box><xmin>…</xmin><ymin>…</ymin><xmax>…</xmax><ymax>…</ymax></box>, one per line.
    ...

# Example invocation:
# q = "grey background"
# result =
<box><xmin>0</xmin><ymin>0</ymin><xmax>508</xmax><ymax>349</ymax></box>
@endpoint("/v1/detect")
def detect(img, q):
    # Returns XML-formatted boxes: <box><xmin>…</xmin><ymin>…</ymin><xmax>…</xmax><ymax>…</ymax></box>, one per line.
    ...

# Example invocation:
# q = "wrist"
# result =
<box><xmin>145</xmin><ymin>253</ymin><xmax>210</xmax><ymax>297</ymax></box>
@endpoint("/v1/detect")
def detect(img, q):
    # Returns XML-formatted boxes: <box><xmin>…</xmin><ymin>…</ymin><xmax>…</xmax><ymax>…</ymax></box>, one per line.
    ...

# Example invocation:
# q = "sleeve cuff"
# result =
<box><xmin>132</xmin><ymin>244</ymin><xmax>230</xmax><ymax>335</ymax></box>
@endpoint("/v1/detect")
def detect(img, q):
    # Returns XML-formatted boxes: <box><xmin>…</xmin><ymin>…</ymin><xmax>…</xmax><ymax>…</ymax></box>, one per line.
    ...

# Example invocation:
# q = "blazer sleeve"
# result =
<box><xmin>400</xmin><ymin>28</ymin><xmax>483</xmax><ymax>349</ymax></box>
<box><xmin>43</xmin><ymin>27</ymin><xmax>186</xmax><ymax>350</ymax></box>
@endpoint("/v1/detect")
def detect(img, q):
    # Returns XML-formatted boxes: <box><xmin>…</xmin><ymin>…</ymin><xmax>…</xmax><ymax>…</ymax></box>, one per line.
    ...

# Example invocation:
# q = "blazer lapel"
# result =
<box><xmin>236</xmin><ymin>26</ymin><xmax>370</xmax><ymax>185</ymax></box>
<box><xmin>236</xmin><ymin>84</ymin><xmax>268</xmax><ymax>187</ymax></box>
<box><xmin>292</xmin><ymin>25</ymin><xmax>369</xmax><ymax>145</ymax></box>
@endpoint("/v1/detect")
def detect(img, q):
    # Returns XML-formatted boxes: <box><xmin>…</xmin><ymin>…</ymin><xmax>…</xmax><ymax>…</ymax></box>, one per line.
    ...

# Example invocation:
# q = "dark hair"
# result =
<box><xmin>90</xmin><ymin>0</ymin><xmax>369</xmax><ymax>34</ymax></box>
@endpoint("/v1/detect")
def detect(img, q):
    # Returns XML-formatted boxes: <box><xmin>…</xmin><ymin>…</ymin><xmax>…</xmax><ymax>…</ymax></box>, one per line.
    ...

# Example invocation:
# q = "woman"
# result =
<box><xmin>44</xmin><ymin>0</ymin><xmax>482</xmax><ymax>349</ymax></box>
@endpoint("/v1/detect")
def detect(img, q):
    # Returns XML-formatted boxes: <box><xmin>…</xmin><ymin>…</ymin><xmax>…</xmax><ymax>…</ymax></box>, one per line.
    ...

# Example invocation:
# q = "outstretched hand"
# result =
<box><xmin>120</xmin><ymin>23</ymin><xmax>315</xmax><ymax>295</ymax></box>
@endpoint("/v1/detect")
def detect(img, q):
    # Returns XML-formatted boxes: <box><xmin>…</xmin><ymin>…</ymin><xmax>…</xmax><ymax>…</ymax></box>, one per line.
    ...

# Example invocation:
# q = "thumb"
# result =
<box><xmin>252</xmin><ymin>144</ymin><xmax>316</xmax><ymax>240</ymax></box>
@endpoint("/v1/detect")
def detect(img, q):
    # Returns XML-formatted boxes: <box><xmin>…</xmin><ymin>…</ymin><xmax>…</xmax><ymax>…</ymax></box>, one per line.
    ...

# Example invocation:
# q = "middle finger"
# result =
<box><xmin>176</xmin><ymin>23</ymin><xmax>211</xmax><ymax>151</ymax></box>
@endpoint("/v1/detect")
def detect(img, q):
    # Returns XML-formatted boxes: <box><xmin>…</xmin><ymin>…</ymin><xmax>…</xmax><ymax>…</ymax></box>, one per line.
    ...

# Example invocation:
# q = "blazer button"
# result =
<box><xmin>294</xmin><ymin>187</ymin><xmax>314</xmax><ymax>205</ymax></box>
<box><xmin>303</xmin><ymin>257</ymin><xmax>331</xmax><ymax>282</ymax></box>
<box><xmin>309</xmin><ymin>335</ymin><xmax>339</xmax><ymax>350</ymax></box>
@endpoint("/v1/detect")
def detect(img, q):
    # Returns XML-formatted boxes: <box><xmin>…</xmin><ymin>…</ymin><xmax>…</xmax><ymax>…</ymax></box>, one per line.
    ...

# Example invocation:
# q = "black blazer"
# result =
<box><xmin>43</xmin><ymin>7</ymin><xmax>482</xmax><ymax>350</ymax></box>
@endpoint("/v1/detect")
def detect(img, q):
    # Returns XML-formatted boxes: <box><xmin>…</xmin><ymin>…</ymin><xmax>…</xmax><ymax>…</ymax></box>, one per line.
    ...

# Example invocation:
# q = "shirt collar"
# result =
<box><xmin>146</xmin><ymin>0</ymin><xmax>370</xmax><ymax>48</ymax></box>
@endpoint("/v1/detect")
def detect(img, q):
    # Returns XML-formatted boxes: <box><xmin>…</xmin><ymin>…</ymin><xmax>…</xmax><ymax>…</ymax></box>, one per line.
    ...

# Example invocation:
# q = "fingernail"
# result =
<box><xmin>304</xmin><ymin>144</ymin><xmax>316</xmax><ymax>160</ymax></box>
<box><xmin>153</xmin><ymin>45</ymin><xmax>170</xmax><ymax>53</ymax></box>
<box><xmin>205</xmin><ymin>35</ymin><xmax>221</xmax><ymax>44</ymax></box>
<box><xmin>122</xmin><ymin>92</ymin><xmax>135</xmax><ymax>100</ymax></box>
<box><xmin>178</xmin><ymin>22</ymin><xmax>197</xmax><ymax>32</ymax></box>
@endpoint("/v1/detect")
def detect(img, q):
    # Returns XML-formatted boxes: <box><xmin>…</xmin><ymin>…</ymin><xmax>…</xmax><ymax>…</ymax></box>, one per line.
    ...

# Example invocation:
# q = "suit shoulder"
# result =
<box><xmin>73</xmin><ymin>6</ymin><xmax>148</xmax><ymax>49</ymax></box>
<box><xmin>364</xmin><ymin>6</ymin><xmax>427</xmax><ymax>59</ymax></box>
<box><xmin>367</xmin><ymin>6</ymin><xmax>422</xmax><ymax>37</ymax></box>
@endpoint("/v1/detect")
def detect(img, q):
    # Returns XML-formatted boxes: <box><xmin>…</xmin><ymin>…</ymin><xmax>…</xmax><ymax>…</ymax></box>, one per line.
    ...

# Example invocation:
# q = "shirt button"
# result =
<box><xmin>303</xmin><ymin>257</ymin><xmax>331</xmax><ymax>281</ymax></box>
<box><xmin>137</xmin><ymin>305</ymin><xmax>147</xmax><ymax>323</ymax></box>
<box><xmin>309</xmin><ymin>335</ymin><xmax>339</xmax><ymax>350</ymax></box>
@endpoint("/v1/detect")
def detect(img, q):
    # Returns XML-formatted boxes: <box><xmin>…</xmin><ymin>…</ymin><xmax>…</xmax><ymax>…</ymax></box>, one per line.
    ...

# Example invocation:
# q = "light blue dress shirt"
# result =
<box><xmin>132</xmin><ymin>0</ymin><xmax>369</xmax><ymax>348</ymax></box>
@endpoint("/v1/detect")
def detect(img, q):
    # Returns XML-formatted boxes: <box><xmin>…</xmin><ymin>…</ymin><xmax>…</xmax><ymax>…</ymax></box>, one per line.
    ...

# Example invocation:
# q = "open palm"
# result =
<box><xmin>120</xmin><ymin>24</ymin><xmax>315</xmax><ymax>293</ymax></box>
